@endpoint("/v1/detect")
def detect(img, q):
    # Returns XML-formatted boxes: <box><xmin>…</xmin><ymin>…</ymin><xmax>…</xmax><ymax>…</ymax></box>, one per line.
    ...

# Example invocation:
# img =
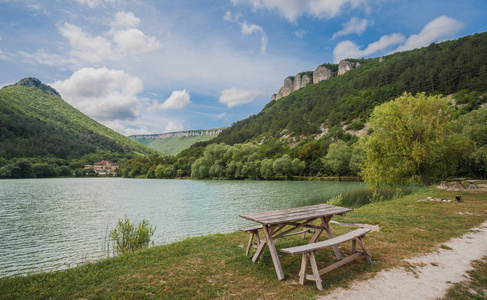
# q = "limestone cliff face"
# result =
<box><xmin>277</xmin><ymin>77</ymin><xmax>294</xmax><ymax>100</ymax></box>
<box><xmin>313</xmin><ymin>66</ymin><xmax>332</xmax><ymax>84</ymax></box>
<box><xmin>130</xmin><ymin>129</ymin><xmax>223</xmax><ymax>140</ymax></box>
<box><xmin>15</xmin><ymin>77</ymin><xmax>60</xmax><ymax>97</ymax></box>
<box><xmin>272</xmin><ymin>60</ymin><xmax>361</xmax><ymax>101</ymax></box>
<box><xmin>338</xmin><ymin>60</ymin><xmax>361</xmax><ymax>76</ymax></box>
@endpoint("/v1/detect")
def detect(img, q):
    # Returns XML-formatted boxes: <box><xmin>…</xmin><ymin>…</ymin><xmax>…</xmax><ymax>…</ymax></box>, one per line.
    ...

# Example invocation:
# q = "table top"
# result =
<box><xmin>239</xmin><ymin>204</ymin><xmax>352</xmax><ymax>225</ymax></box>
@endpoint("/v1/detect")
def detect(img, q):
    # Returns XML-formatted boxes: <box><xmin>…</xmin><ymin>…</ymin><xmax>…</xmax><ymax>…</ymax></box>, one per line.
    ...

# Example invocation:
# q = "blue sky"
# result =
<box><xmin>1</xmin><ymin>0</ymin><xmax>486</xmax><ymax>136</ymax></box>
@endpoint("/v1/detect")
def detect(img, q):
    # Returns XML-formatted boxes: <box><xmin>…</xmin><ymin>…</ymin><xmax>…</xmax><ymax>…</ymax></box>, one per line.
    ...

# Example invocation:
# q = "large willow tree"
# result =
<box><xmin>363</xmin><ymin>92</ymin><xmax>473</xmax><ymax>188</ymax></box>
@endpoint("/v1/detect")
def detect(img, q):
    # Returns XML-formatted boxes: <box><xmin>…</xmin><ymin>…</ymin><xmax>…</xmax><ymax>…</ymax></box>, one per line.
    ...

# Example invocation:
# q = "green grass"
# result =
<box><xmin>1</xmin><ymin>185</ymin><xmax>486</xmax><ymax>299</ymax></box>
<box><xmin>442</xmin><ymin>256</ymin><xmax>487</xmax><ymax>299</ymax></box>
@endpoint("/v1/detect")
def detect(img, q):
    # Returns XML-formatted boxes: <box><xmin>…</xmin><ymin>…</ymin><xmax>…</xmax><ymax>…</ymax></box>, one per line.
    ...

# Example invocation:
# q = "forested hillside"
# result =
<box><xmin>199</xmin><ymin>32</ymin><xmax>487</xmax><ymax>147</ymax></box>
<box><xmin>0</xmin><ymin>78</ymin><xmax>159</xmax><ymax>178</ymax></box>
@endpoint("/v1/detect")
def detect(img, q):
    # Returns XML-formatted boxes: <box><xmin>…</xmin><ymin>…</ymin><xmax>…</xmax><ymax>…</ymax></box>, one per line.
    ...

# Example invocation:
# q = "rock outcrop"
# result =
<box><xmin>338</xmin><ymin>60</ymin><xmax>361</xmax><ymax>76</ymax></box>
<box><xmin>272</xmin><ymin>60</ymin><xmax>362</xmax><ymax>101</ymax></box>
<box><xmin>129</xmin><ymin>129</ymin><xmax>223</xmax><ymax>140</ymax></box>
<box><xmin>15</xmin><ymin>77</ymin><xmax>60</xmax><ymax>96</ymax></box>
<box><xmin>313</xmin><ymin>65</ymin><xmax>332</xmax><ymax>84</ymax></box>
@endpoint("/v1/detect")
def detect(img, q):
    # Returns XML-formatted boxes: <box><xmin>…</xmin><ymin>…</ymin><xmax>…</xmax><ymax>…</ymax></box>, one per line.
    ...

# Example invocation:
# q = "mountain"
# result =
<box><xmin>129</xmin><ymin>128</ymin><xmax>224</xmax><ymax>155</ymax></box>
<box><xmin>197</xmin><ymin>32</ymin><xmax>487</xmax><ymax>148</ymax></box>
<box><xmin>0</xmin><ymin>78</ymin><xmax>159</xmax><ymax>178</ymax></box>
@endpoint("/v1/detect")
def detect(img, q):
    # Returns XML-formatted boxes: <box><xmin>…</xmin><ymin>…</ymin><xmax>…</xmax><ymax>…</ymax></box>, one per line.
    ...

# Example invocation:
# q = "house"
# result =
<box><xmin>84</xmin><ymin>159</ymin><xmax>119</xmax><ymax>175</ymax></box>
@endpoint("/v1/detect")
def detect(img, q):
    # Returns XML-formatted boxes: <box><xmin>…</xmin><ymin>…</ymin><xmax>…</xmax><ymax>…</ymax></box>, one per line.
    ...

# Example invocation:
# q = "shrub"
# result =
<box><xmin>109</xmin><ymin>217</ymin><xmax>156</xmax><ymax>254</ymax></box>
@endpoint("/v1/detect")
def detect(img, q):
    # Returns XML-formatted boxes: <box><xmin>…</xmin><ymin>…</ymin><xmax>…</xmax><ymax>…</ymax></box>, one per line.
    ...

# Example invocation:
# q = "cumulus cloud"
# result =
<box><xmin>74</xmin><ymin>0</ymin><xmax>118</xmax><ymax>8</ymax></box>
<box><xmin>58</xmin><ymin>11</ymin><xmax>160</xmax><ymax>63</ymax></box>
<box><xmin>102</xmin><ymin>120</ymin><xmax>153</xmax><ymax>136</ymax></box>
<box><xmin>333</xmin><ymin>33</ymin><xmax>405</xmax><ymax>62</ymax></box>
<box><xmin>393</xmin><ymin>15</ymin><xmax>463</xmax><ymax>53</ymax></box>
<box><xmin>51</xmin><ymin>67</ymin><xmax>143</xmax><ymax>121</ymax></box>
<box><xmin>58</xmin><ymin>22</ymin><xmax>113</xmax><ymax>63</ymax></box>
<box><xmin>219</xmin><ymin>87</ymin><xmax>263</xmax><ymax>108</ymax></box>
<box><xmin>332</xmin><ymin>17</ymin><xmax>368</xmax><ymax>39</ymax></box>
<box><xmin>156</xmin><ymin>89</ymin><xmax>191</xmax><ymax>110</ymax></box>
<box><xmin>332</xmin><ymin>15</ymin><xmax>464</xmax><ymax>62</ymax></box>
<box><xmin>224</xmin><ymin>11</ymin><xmax>268</xmax><ymax>54</ymax></box>
<box><xmin>164</xmin><ymin>121</ymin><xmax>184</xmax><ymax>133</ymax></box>
<box><xmin>231</xmin><ymin>0</ymin><xmax>368</xmax><ymax>22</ymax></box>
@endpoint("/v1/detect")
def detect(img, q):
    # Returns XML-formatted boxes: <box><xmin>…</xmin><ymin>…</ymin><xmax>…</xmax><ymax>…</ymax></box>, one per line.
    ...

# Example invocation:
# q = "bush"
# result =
<box><xmin>109</xmin><ymin>217</ymin><xmax>156</xmax><ymax>254</ymax></box>
<box><xmin>345</xmin><ymin>121</ymin><xmax>365</xmax><ymax>131</ymax></box>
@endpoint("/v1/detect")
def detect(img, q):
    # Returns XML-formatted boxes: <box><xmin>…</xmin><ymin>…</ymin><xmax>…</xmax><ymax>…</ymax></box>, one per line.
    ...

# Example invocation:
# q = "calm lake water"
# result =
<box><xmin>0</xmin><ymin>178</ymin><xmax>363</xmax><ymax>278</ymax></box>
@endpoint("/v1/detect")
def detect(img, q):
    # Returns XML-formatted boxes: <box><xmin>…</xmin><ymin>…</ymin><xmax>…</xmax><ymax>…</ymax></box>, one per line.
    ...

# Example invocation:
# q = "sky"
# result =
<box><xmin>1</xmin><ymin>0</ymin><xmax>486</xmax><ymax>136</ymax></box>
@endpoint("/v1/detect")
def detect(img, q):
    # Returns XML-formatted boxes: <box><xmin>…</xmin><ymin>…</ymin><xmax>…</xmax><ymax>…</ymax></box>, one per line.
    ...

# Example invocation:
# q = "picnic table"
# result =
<box><xmin>239</xmin><ymin>204</ymin><xmax>352</xmax><ymax>280</ymax></box>
<box><xmin>452</xmin><ymin>178</ymin><xmax>466</xmax><ymax>189</ymax></box>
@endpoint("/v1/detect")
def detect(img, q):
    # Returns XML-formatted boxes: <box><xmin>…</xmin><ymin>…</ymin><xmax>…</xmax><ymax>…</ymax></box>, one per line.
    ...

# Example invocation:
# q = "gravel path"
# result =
<box><xmin>318</xmin><ymin>221</ymin><xmax>487</xmax><ymax>300</ymax></box>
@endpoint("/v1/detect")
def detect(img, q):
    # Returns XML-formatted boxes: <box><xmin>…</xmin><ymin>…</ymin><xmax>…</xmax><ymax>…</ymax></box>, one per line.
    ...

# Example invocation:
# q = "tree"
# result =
<box><xmin>322</xmin><ymin>140</ymin><xmax>352</xmax><ymax>181</ymax></box>
<box><xmin>362</xmin><ymin>92</ymin><xmax>473</xmax><ymax>188</ymax></box>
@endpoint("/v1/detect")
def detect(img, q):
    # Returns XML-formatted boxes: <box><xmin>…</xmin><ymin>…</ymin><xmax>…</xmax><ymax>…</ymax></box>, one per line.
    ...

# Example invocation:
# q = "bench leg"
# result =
<box><xmin>299</xmin><ymin>253</ymin><xmax>309</xmax><ymax>285</ymax></box>
<box><xmin>245</xmin><ymin>232</ymin><xmax>255</xmax><ymax>255</ymax></box>
<box><xmin>309</xmin><ymin>252</ymin><xmax>323</xmax><ymax>291</ymax></box>
<box><xmin>355</xmin><ymin>236</ymin><xmax>372</xmax><ymax>264</ymax></box>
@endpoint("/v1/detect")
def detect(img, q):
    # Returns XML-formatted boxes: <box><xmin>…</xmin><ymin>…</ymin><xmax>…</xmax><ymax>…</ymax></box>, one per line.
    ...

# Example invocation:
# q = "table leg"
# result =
<box><xmin>314</xmin><ymin>216</ymin><xmax>342</xmax><ymax>260</ymax></box>
<box><xmin>262</xmin><ymin>225</ymin><xmax>285</xmax><ymax>280</ymax></box>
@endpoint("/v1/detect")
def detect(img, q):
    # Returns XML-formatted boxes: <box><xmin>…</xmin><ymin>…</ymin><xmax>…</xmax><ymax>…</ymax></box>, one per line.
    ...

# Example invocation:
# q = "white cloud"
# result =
<box><xmin>51</xmin><ymin>67</ymin><xmax>143</xmax><ymax>121</ymax></box>
<box><xmin>333</xmin><ymin>33</ymin><xmax>405</xmax><ymax>62</ymax></box>
<box><xmin>74</xmin><ymin>0</ymin><xmax>118</xmax><ymax>8</ymax></box>
<box><xmin>58</xmin><ymin>22</ymin><xmax>113</xmax><ymax>63</ymax></box>
<box><xmin>214</xmin><ymin>113</ymin><xmax>227</xmax><ymax>120</ymax></box>
<box><xmin>156</xmin><ymin>89</ymin><xmax>191</xmax><ymax>110</ymax></box>
<box><xmin>110</xmin><ymin>11</ymin><xmax>141</xmax><ymax>29</ymax></box>
<box><xmin>294</xmin><ymin>30</ymin><xmax>309</xmax><ymax>38</ymax></box>
<box><xmin>57</xmin><ymin>12</ymin><xmax>160</xmax><ymax>63</ymax></box>
<box><xmin>332</xmin><ymin>15</ymin><xmax>464</xmax><ymax>62</ymax></box>
<box><xmin>164</xmin><ymin>121</ymin><xmax>184</xmax><ymax>133</ymax></box>
<box><xmin>332</xmin><ymin>17</ymin><xmax>368</xmax><ymax>39</ymax></box>
<box><xmin>18</xmin><ymin>49</ymin><xmax>76</xmax><ymax>67</ymax></box>
<box><xmin>224</xmin><ymin>11</ymin><xmax>268</xmax><ymax>54</ymax></box>
<box><xmin>219</xmin><ymin>87</ymin><xmax>263</xmax><ymax>108</ymax></box>
<box><xmin>393</xmin><ymin>15</ymin><xmax>463</xmax><ymax>53</ymax></box>
<box><xmin>231</xmin><ymin>0</ymin><xmax>369</xmax><ymax>22</ymax></box>
<box><xmin>101</xmin><ymin>120</ymin><xmax>153</xmax><ymax>136</ymax></box>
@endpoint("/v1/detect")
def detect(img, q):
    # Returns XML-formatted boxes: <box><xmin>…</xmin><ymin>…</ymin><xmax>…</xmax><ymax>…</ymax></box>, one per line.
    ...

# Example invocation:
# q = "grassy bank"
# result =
<box><xmin>1</xmin><ymin>186</ymin><xmax>486</xmax><ymax>299</ymax></box>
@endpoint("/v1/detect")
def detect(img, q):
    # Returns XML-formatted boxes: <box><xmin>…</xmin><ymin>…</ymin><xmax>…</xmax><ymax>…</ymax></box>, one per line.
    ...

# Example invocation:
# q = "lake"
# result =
<box><xmin>0</xmin><ymin>178</ymin><xmax>363</xmax><ymax>278</ymax></box>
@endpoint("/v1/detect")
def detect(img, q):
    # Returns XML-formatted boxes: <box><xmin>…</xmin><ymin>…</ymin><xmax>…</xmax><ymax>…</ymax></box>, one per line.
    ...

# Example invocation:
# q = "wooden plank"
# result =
<box><xmin>263</xmin><ymin>224</ymin><xmax>285</xmax><ymax>280</ymax></box>
<box><xmin>309</xmin><ymin>252</ymin><xmax>323</xmax><ymax>291</ymax></box>
<box><xmin>318</xmin><ymin>252</ymin><xmax>363</xmax><ymax>276</ymax></box>
<box><xmin>239</xmin><ymin>225</ymin><xmax>262</xmax><ymax>232</ymax></box>
<box><xmin>280</xmin><ymin>229</ymin><xmax>371</xmax><ymax>255</ymax></box>
<box><xmin>239</xmin><ymin>204</ymin><xmax>352</xmax><ymax>225</ymax></box>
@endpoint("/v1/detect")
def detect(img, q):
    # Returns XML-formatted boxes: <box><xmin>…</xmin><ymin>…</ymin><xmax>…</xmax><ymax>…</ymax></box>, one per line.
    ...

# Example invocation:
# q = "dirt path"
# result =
<box><xmin>318</xmin><ymin>221</ymin><xmax>487</xmax><ymax>300</ymax></box>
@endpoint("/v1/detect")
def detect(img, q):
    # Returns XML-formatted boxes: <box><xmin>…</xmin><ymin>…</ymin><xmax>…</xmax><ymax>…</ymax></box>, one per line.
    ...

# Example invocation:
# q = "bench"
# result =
<box><xmin>280</xmin><ymin>228</ymin><xmax>372</xmax><ymax>290</ymax></box>
<box><xmin>240</xmin><ymin>225</ymin><xmax>315</xmax><ymax>256</ymax></box>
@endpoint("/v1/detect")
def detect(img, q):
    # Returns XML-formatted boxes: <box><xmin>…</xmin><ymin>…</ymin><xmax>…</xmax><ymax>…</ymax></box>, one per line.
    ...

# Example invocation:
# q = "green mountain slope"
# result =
<box><xmin>0</xmin><ymin>78</ymin><xmax>159</xmax><ymax>177</ymax></box>
<box><xmin>199</xmin><ymin>32</ymin><xmax>487</xmax><ymax>147</ymax></box>
<box><xmin>130</xmin><ymin>129</ymin><xmax>224</xmax><ymax>155</ymax></box>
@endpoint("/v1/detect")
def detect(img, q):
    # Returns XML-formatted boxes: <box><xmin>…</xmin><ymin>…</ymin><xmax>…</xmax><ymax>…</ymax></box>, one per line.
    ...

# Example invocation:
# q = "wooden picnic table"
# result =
<box><xmin>452</xmin><ymin>178</ymin><xmax>466</xmax><ymax>189</ymax></box>
<box><xmin>239</xmin><ymin>204</ymin><xmax>352</xmax><ymax>280</ymax></box>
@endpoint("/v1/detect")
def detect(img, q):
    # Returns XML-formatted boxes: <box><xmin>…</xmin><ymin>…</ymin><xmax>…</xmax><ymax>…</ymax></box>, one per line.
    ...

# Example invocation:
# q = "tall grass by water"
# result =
<box><xmin>304</xmin><ymin>185</ymin><xmax>424</xmax><ymax>208</ymax></box>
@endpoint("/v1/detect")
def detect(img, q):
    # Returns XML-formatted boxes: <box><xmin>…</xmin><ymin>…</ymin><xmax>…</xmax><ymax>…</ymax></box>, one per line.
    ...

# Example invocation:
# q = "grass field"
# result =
<box><xmin>1</xmin><ymin>184</ymin><xmax>486</xmax><ymax>299</ymax></box>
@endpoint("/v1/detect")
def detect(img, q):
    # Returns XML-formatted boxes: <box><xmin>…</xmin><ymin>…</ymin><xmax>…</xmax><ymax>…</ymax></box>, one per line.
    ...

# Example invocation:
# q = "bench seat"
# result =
<box><xmin>280</xmin><ymin>228</ymin><xmax>372</xmax><ymax>290</ymax></box>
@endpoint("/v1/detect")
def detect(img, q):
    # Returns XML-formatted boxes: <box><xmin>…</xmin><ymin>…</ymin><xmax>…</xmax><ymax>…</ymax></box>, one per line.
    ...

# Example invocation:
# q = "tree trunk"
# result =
<box><xmin>420</xmin><ymin>169</ymin><xmax>432</xmax><ymax>186</ymax></box>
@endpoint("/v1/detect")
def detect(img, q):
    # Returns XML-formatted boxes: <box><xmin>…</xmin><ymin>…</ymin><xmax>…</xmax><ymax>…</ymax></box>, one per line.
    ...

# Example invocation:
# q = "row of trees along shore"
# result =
<box><xmin>119</xmin><ymin>92</ymin><xmax>487</xmax><ymax>187</ymax></box>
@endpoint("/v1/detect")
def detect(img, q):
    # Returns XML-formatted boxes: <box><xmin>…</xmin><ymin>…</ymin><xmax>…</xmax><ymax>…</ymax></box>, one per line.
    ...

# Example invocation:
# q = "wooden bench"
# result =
<box><xmin>280</xmin><ymin>228</ymin><xmax>372</xmax><ymax>290</ymax></box>
<box><xmin>240</xmin><ymin>225</ymin><xmax>316</xmax><ymax>256</ymax></box>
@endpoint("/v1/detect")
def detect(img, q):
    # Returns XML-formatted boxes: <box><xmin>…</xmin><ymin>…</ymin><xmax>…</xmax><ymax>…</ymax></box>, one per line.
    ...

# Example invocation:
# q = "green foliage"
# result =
<box><xmin>109</xmin><ymin>217</ymin><xmax>156</xmax><ymax>254</ymax></box>
<box><xmin>133</xmin><ymin>130</ymin><xmax>223</xmax><ymax>155</ymax></box>
<box><xmin>190</xmin><ymin>143</ymin><xmax>305</xmax><ymax>179</ymax></box>
<box><xmin>345</xmin><ymin>121</ymin><xmax>365</xmax><ymax>131</ymax></box>
<box><xmin>322</xmin><ymin>140</ymin><xmax>352</xmax><ymax>180</ymax></box>
<box><xmin>362</xmin><ymin>92</ymin><xmax>475</xmax><ymax>188</ymax></box>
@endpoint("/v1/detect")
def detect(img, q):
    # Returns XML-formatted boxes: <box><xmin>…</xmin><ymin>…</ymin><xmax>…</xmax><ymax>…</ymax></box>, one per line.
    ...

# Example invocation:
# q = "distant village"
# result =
<box><xmin>84</xmin><ymin>159</ymin><xmax>118</xmax><ymax>175</ymax></box>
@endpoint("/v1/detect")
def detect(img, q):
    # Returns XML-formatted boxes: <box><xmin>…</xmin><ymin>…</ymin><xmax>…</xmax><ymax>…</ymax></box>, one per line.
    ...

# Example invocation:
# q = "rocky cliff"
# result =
<box><xmin>272</xmin><ymin>60</ymin><xmax>361</xmax><ymax>101</ymax></box>
<box><xmin>129</xmin><ymin>128</ymin><xmax>223</xmax><ymax>140</ymax></box>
